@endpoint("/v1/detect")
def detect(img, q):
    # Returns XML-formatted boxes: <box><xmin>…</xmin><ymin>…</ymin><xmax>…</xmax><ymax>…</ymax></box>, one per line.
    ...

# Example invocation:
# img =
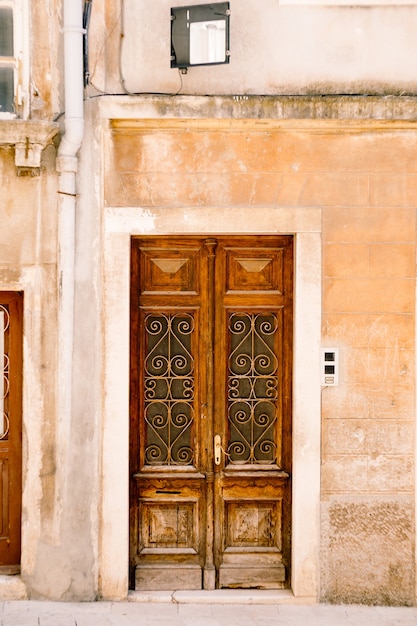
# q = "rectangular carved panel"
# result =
<box><xmin>141</xmin><ymin>248</ymin><xmax>200</xmax><ymax>294</ymax></box>
<box><xmin>225</xmin><ymin>500</ymin><xmax>282</xmax><ymax>550</ymax></box>
<box><xmin>219</xmin><ymin>564</ymin><xmax>286</xmax><ymax>588</ymax></box>
<box><xmin>136</xmin><ymin>564</ymin><xmax>202</xmax><ymax>591</ymax></box>
<box><xmin>0</xmin><ymin>459</ymin><xmax>7</xmax><ymax>538</ymax></box>
<box><xmin>141</xmin><ymin>502</ymin><xmax>194</xmax><ymax>549</ymax></box>
<box><xmin>226</xmin><ymin>247</ymin><xmax>284</xmax><ymax>293</ymax></box>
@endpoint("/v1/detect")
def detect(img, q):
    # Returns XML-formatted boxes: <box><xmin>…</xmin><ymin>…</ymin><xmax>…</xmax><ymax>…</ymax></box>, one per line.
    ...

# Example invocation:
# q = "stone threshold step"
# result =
<box><xmin>128</xmin><ymin>590</ymin><xmax>317</xmax><ymax>605</ymax></box>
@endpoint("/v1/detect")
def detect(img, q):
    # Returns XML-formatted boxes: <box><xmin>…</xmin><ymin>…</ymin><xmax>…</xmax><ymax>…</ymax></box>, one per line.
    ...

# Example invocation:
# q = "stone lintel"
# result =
<box><xmin>97</xmin><ymin>94</ymin><xmax>417</xmax><ymax>130</ymax></box>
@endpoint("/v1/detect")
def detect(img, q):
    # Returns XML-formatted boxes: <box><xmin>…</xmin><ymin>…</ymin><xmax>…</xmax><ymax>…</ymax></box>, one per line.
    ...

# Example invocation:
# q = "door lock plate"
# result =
<box><xmin>214</xmin><ymin>434</ymin><xmax>222</xmax><ymax>465</ymax></box>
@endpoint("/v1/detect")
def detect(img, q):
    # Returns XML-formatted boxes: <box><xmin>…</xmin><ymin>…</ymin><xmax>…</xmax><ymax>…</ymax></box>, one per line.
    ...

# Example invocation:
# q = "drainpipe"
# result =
<box><xmin>56</xmin><ymin>0</ymin><xmax>84</xmax><ymax>470</ymax></box>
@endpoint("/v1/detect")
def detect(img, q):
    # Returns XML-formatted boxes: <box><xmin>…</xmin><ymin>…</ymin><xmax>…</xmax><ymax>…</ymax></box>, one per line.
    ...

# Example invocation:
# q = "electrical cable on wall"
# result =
<box><xmin>118</xmin><ymin>0</ymin><xmax>183</xmax><ymax>96</ymax></box>
<box><xmin>55</xmin><ymin>0</ymin><xmax>185</xmax><ymax>115</ymax></box>
<box><xmin>53</xmin><ymin>0</ymin><xmax>186</xmax><ymax>122</ymax></box>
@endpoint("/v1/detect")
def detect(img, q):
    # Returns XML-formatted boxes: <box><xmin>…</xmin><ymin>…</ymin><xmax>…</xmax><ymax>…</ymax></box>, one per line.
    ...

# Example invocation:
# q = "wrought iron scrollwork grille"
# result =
<box><xmin>227</xmin><ymin>312</ymin><xmax>279</xmax><ymax>465</ymax></box>
<box><xmin>144</xmin><ymin>313</ymin><xmax>195</xmax><ymax>466</ymax></box>
<box><xmin>0</xmin><ymin>305</ymin><xmax>10</xmax><ymax>440</ymax></box>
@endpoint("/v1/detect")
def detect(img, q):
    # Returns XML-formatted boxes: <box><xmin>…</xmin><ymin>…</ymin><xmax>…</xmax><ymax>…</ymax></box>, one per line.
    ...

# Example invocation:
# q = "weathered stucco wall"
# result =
<box><xmin>99</xmin><ymin>95</ymin><xmax>416</xmax><ymax>604</ymax></box>
<box><xmin>321</xmin><ymin>140</ymin><xmax>416</xmax><ymax>602</ymax></box>
<box><xmin>0</xmin><ymin>0</ymin><xmax>99</xmax><ymax>600</ymax></box>
<box><xmin>29</xmin><ymin>0</ymin><xmax>61</xmax><ymax>120</ymax></box>
<box><xmin>87</xmin><ymin>0</ymin><xmax>417</xmax><ymax>96</ymax></box>
<box><xmin>0</xmin><ymin>133</ymin><xmax>100</xmax><ymax>601</ymax></box>
<box><xmin>0</xmin><ymin>145</ymin><xmax>59</xmax><ymax>598</ymax></box>
<box><xmin>21</xmin><ymin>113</ymin><xmax>102</xmax><ymax>600</ymax></box>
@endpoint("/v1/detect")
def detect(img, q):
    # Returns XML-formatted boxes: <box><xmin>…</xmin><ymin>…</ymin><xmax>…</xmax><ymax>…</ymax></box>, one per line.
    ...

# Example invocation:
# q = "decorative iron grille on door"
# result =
<box><xmin>144</xmin><ymin>312</ymin><xmax>195</xmax><ymax>466</ymax></box>
<box><xmin>0</xmin><ymin>292</ymin><xmax>22</xmax><ymax>568</ymax></box>
<box><xmin>0</xmin><ymin>304</ymin><xmax>10</xmax><ymax>441</ymax></box>
<box><xmin>227</xmin><ymin>312</ymin><xmax>279</xmax><ymax>465</ymax></box>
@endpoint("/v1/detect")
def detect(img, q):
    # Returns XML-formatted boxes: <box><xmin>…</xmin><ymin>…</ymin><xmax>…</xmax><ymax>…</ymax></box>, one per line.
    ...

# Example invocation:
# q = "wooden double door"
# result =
<box><xmin>130</xmin><ymin>236</ymin><xmax>293</xmax><ymax>590</ymax></box>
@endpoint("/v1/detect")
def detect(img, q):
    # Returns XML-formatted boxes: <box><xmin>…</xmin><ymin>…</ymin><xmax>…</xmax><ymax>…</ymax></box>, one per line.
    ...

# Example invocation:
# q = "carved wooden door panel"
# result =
<box><xmin>130</xmin><ymin>236</ymin><xmax>292</xmax><ymax>590</ymax></box>
<box><xmin>0</xmin><ymin>292</ymin><xmax>22</xmax><ymax>570</ymax></box>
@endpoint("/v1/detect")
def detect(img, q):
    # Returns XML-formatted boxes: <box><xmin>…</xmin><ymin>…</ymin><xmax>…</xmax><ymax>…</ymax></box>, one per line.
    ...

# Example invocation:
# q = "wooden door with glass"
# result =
<box><xmin>130</xmin><ymin>236</ymin><xmax>293</xmax><ymax>590</ymax></box>
<box><xmin>0</xmin><ymin>292</ymin><xmax>22</xmax><ymax>571</ymax></box>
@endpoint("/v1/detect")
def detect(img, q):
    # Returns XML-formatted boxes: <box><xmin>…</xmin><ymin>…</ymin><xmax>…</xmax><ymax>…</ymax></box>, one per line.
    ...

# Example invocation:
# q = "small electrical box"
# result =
<box><xmin>321</xmin><ymin>348</ymin><xmax>339</xmax><ymax>386</ymax></box>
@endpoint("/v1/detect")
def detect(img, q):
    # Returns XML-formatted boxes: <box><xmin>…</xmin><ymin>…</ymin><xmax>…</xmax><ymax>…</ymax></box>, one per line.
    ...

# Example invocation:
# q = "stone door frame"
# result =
<box><xmin>100</xmin><ymin>206</ymin><xmax>322</xmax><ymax>600</ymax></box>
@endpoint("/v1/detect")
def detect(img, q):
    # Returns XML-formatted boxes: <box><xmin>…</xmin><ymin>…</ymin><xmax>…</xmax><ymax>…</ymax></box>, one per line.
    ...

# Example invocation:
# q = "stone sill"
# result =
<box><xmin>0</xmin><ymin>119</ymin><xmax>60</xmax><ymax>175</ymax></box>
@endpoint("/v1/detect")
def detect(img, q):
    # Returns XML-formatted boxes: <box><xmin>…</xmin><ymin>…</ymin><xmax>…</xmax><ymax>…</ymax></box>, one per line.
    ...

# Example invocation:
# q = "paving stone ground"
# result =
<box><xmin>0</xmin><ymin>600</ymin><xmax>417</xmax><ymax>626</ymax></box>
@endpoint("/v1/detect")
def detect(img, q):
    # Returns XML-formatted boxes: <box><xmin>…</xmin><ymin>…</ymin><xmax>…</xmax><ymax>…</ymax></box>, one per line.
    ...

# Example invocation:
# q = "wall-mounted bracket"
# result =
<box><xmin>0</xmin><ymin>120</ymin><xmax>59</xmax><ymax>175</ymax></box>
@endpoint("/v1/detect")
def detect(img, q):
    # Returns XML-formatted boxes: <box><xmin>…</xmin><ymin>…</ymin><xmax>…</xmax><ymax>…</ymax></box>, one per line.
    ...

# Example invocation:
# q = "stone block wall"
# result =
<box><xmin>321</xmin><ymin>135</ymin><xmax>416</xmax><ymax>604</ymax></box>
<box><xmin>104</xmin><ymin>105</ymin><xmax>416</xmax><ymax>603</ymax></box>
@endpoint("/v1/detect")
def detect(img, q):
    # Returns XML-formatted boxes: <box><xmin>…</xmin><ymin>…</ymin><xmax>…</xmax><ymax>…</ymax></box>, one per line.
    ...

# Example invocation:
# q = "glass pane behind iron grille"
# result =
<box><xmin>144</xmin><ymin>313</ymin><xmax>195</xmax><ymax>466</ymax></box>
<box><xmin>227</xmin><ymin>312</ymin><xmax>278</xmax><ymax>464</ymax></box>
<box><xmin>0</xmin><ymin>8</ymin><xmax>13</xmax><ymax>57</ymax></box>
<box><xmin>0</xmin><ymin>305</ymin><xmax>10</xmax><ymax>441</ymax></box>
<box><xmin>0</xmin><ymin>67</ymin><xmax>13</xmax><ymax>113</ymax></box>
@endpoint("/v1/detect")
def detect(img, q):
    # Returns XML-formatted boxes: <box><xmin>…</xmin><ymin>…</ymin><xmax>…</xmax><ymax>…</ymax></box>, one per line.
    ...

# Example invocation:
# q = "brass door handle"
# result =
<box><xmin>214</xmin><ymin>434</ymin><xmax>222</xmax><ymax>465</ymax></box>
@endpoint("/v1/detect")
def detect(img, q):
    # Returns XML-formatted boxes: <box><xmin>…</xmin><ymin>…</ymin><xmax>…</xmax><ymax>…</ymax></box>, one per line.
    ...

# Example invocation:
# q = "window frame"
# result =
<box><xmin>0</xmin><ymin>0</ymin><xmax>29</xmax><ymax>119</ymax></box>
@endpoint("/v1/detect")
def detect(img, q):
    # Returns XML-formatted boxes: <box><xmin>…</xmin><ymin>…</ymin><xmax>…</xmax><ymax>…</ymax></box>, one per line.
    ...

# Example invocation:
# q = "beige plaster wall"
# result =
<box><xmin>0</xmin><ymin>0</ymin><xmax>98</xmax><ymax>598</ymax></box>
<box><xmin>321</xmin><ymin>169</ymin><xmax>416</xmax><ymax>603</ymax></box>
<box><xmin>0</xmin><ymin>135</ymin><xmax>100</xmax><ymax>601</ymax></box>
<box><xmin>98</xmin><ymin>96</ymin><xmax>416</xmax><ymax>604</ymax></box>
<box><xmin>87</xmin><ymin>0</ymin><xmax>417</xmax><ymax>96</ymax></box>
<box><xmin>0</xmin><ymin>145</ymin><xmax>59</xmax><ymax>596</ymax></box>
<box><xmin>27</xmin><ymin>0</ymin><xmax>61</xmax><ymax>120</ymax></box>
